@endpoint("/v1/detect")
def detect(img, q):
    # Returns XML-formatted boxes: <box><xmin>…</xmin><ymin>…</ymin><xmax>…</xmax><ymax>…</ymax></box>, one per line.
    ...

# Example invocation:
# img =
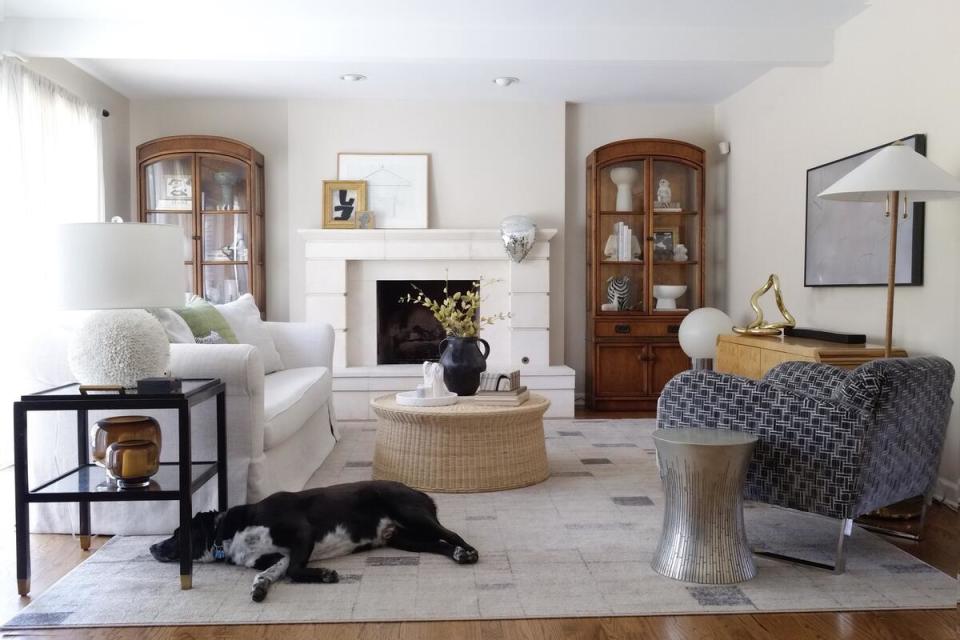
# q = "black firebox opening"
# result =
<box><xmin>377</xmin><ymin>280</ymin><xmax>475</xmax><ymax>365</ymax></box>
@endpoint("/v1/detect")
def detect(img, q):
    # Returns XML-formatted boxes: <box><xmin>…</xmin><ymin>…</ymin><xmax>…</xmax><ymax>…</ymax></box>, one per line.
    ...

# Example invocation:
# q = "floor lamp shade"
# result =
<box><xmin>56</xmin><ymin>222</ymin><xmax>185</xmax><ymax>387</ymax></box>
<box><xmin>818</xmin><ymin>141</ymin><xmax>960</xmax><ymax>357</ymax></box>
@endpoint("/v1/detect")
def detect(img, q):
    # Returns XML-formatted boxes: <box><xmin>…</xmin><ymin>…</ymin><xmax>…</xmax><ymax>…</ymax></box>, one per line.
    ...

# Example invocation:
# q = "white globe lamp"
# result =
<box><xmin>57</xmin><ymin>222</ymin><xmax>185</xmax><ymax>388</ymax></box>
<box><xmin>678</xmin><ymin>308</ymin><xmax>733</xmax><ymax>370</ymax></box>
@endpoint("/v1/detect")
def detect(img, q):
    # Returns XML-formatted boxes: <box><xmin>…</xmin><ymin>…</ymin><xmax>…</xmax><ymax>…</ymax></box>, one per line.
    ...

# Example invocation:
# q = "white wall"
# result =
<box><xmin>129</xmin><ymin>99</ymin><xmax>290</xmax><ymax>319</ymax></box>
<box><xmin>23</xmin><ymin>58</ymin><xmax>129</xmax><ymax>220</ymax></box>
<box><xmin>715</xmin><ymin>0</ymin><xmax>960</xmax><ymax>502</ymax></box>
<box><xmin>286</xmin><ymin>99</ymin><xmax>567</xmax><ymax>363</ymax></box>
<box><xmin>564</xmin><ymin>103</ymin><xmax>719</xmax><ymax>394</ymax></box>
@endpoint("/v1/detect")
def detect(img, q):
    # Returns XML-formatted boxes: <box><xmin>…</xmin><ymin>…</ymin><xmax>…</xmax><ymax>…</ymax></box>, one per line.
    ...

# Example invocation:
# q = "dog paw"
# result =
<box><xmin>452</xmin><ymin>546</ymin><xmax>479</xmax><ymax>565</ymax></box>
<box><xmin>320</xmin><ymin>568</ymin><xmax>339</xmax><ymax>583</ymax></box>
<box><xmin>251</xmin><ymin>580</ymin><xmax>269</xmax><ymax>602</ymax></box>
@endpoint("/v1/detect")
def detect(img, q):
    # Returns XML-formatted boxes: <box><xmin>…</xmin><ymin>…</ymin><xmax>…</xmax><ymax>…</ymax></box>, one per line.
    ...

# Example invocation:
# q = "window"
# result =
<box><xmin>0</xmin><ymin>59</ymin><xmax>104</xmax><ymax>466</ymax></box>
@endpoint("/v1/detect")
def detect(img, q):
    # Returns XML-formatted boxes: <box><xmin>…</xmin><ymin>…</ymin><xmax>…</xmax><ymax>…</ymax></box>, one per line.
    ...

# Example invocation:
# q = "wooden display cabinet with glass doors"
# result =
<box><xmin>137</xmin><ymin>136</ymin><xmax>266</xmax><ymax>315</ymax></box>
<box><xmin>585</xmin><ymin>139</ymin><xmax>705</xmax><ymax>411</ymax></box>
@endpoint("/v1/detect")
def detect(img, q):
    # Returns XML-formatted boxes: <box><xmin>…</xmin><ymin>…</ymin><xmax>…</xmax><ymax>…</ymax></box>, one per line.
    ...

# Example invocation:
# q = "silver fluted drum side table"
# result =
<box><xmin>651</xmin><ymin>427</ymin><xmax>758</xmax><ymax>584</ymax></box>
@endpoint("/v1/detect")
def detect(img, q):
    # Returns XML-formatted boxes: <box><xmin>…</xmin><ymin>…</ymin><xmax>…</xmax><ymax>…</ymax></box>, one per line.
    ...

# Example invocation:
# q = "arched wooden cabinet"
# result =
<box><xmin>585</xmin><ymin>139</ymin><xmax>705</xmax><ymax>411</ymax></box>
<box><xmin>137</xmin><ymin>136</ymin><xmax>266</xmax><ymax>314</ymax></box>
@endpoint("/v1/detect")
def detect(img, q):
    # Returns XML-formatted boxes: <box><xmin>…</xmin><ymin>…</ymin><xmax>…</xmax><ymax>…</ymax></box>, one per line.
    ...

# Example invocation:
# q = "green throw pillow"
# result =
<box><xmin>173</xmin><ymin>298</ymin><xmax>239</xmax><ymax>344</ymax></box>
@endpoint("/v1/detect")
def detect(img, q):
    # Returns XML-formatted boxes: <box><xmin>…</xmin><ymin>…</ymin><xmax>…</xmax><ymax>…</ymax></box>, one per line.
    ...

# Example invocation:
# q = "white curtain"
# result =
<box><xmin>0</xmin><ymin>59</ymin><xmax>104</xmax><ymax>466</ymax></box>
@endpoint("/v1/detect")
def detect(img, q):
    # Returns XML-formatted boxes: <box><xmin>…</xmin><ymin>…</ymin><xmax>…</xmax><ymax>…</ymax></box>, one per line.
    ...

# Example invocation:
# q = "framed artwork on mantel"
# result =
<box><xmin>805</xmin><ymin>134</ymin><xmax>926</xmax><ymax>287</ymax></box>
<box><xmin>338</xmin><ymin>153</ymin><xmax>429</xmax><ymax>228</ymax></box>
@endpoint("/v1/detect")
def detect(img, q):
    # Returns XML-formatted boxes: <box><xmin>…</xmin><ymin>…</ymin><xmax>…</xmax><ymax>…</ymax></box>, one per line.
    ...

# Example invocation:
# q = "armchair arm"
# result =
<box><xmin>265</xmin><ymin>322</ymin><xmax>335</xmax><ymax>370</ymax></box>
<box><xmin>658</xmin><ymin>370</ymin><xmax>871</xmax><ymax>519</ymax></box>
<box><xmin>762</xmin><ymin>360</ymin><xmax>849</xmax><ymax>400</ymax></box>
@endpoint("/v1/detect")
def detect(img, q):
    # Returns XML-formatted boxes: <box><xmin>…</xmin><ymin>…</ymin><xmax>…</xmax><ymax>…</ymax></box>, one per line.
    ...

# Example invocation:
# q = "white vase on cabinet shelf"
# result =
<box><xmin>610</xmin><ymin>167</ymin><xmax>640</xmax><ymax>212</ymax></box>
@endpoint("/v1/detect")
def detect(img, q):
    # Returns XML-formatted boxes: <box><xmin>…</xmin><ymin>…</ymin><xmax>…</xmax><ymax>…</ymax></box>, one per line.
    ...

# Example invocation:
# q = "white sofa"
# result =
<box><xmin>28</xmin><ymin>321</ymin><xmax>337</xmax><ymax>535</ymax></box>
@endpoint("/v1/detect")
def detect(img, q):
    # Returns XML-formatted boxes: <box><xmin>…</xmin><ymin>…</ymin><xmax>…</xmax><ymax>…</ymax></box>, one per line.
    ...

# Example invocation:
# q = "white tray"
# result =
<box><xmin>395</xmin><ymin>390</ymin><xmax>459</xmax><ymax>407</ymax></box>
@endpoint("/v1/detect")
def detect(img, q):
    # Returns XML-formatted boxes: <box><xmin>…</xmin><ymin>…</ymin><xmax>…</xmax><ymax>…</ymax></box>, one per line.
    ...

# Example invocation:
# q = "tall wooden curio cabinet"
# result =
<box><xmin>585</xmin><ymin>139</ymin><xmax>705</xmax><ymax>411</ymax></box>
<box><xmin>137</xmin><ymin>136</ymin><xmax>266</xmax><ymax>313</ymax></box>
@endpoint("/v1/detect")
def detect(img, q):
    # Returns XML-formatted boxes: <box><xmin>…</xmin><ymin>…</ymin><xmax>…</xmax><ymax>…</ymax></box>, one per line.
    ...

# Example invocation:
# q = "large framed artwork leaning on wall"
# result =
<box><xmin>805</xmin><ymin>134</ymin><xmax>925</xmax><ymax>286</ymax></box>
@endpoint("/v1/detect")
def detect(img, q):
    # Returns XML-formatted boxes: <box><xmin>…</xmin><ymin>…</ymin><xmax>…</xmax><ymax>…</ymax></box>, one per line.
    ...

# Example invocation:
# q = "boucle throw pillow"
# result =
<box><xmin>215</xmin><ymin>294</ymin><xmax>284</xmax><ymax>373</ymax></box>
<box><xmin>173</xmin><ymin>298</ymin><xmax>239</xmax><ymax>344</ymax></box>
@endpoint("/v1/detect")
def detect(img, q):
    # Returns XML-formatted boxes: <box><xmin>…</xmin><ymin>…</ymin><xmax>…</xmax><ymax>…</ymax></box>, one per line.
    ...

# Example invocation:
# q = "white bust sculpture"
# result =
<box><xmin>656</xmin><ymin>178</ymin><xmax>672</xmax><ymax>205</ymax></box>
<box><xmin>421</xmin><ymin>361</ymin><xmax>448</xmax><ymax>397</ymax></box>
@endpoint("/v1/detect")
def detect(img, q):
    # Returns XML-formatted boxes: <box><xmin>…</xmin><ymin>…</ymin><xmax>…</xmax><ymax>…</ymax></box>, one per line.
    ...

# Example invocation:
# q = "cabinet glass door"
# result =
<box><xmin>198</xmin><ymin>155</ymin><xmax>252</xmax><ymax>304</ymax></box>
<box><xmin>597</xmin><ymin>160</ymin><xmax>645</xmax><ymax>314</ymax></box>
<box><xmin>651</xmin><ymin>159</ymin><xmax>701</xmax><ymax>313</ymax></box>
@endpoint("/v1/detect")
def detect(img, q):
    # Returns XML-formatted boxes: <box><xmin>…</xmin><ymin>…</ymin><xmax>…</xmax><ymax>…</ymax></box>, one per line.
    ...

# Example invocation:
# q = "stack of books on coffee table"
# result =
<box><xmin>459</xmin><ymin>370</ymin><xmax>529</xmax><ymax>406</ymax></box>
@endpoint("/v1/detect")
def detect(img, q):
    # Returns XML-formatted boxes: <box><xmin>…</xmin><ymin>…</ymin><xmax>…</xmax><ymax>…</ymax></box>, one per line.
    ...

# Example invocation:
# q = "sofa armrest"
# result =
<box><xmin>657</xmin><ymin>369</ymin><xmax>872</xmax><ymax>519</ymax></box>
<box><xmin>169</xmin><ymin>343</ymin><xmax>265</xmax><ymax>397</ymax></box>
<box><xmin>265</xmin><ymin>322</ymin><xmax>335</xmax><ymax>370</ymax></box>
<box><xmin>762</xmin><ymin>361</ymin><xmax>849</xmax><ymax>399</ymax></box>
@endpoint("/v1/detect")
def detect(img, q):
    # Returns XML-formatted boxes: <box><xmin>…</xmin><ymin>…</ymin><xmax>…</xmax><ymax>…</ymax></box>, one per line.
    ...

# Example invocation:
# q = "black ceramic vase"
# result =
<box><xmin>438</xmin><ymin>336</ymin><xmax>490</xmax><ymax>396</ymax></box>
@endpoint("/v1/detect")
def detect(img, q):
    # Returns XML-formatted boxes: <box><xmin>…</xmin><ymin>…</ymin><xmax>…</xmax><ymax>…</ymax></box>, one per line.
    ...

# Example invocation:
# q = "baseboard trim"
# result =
<box><xmin>934</xmin><ymin>476</ymin><xmax>958</xmax><ymax>509</ymax></box>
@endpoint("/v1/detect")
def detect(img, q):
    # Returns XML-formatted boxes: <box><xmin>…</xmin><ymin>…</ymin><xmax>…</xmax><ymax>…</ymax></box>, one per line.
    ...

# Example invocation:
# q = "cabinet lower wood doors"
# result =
<box><xmin>592</xmin><ymin>342</ymin><xmax>690</xmax><ymax>410</ymax></box>
<box><xmin>585</xmin><ymin>138</ymin><xmax>706</xmax><ymax>411</ymax></box>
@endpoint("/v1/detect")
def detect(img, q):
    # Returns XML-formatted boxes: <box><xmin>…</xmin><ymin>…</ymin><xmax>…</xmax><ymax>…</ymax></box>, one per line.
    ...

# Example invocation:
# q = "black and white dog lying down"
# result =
<box><xmin>150</xmin><ymin>480</ymin><xmax>478</xmax><ymax>602</ymax></box>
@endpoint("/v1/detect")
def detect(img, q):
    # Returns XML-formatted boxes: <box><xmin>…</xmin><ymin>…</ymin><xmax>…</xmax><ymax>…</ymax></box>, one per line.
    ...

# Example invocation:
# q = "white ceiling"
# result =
<box><xmin>0</xmin><ymin>0</ymin><xmax>868</xmax><ymax>102</ymax></box>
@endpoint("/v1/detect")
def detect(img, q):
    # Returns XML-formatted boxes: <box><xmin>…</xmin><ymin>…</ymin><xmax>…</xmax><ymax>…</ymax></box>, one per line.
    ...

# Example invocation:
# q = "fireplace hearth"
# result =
<box><xmin>377</xmin><ymin>280</ymin><xmax>474</xmax><ymax>365</ymax></box>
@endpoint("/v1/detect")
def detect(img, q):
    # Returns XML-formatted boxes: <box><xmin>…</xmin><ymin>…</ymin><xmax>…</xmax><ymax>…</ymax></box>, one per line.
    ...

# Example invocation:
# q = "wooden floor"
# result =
<box><xmin>1</xmin><ymin>456</ymin><xmax>956</xmax><ymax>638</ymax></box>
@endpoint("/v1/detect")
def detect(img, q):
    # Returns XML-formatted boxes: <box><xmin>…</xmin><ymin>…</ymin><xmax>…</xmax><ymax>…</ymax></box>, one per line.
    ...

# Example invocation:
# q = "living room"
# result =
<box><xmin>0</xmin><ymin>0</ymin><xmax>957</xmax><ymax>637</ymax></box>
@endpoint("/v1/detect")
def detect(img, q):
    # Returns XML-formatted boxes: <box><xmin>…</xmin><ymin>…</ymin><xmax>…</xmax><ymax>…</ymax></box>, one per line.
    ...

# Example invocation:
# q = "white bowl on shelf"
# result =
<box><xmin>653</xmin><ymin>285</ymin><xmax>688</xmax><ymax>310</ymax></box>
<box><xmin>395</xmin><ymin>390</ymin><xmax>459</xmax><ymax>407</ymax></box>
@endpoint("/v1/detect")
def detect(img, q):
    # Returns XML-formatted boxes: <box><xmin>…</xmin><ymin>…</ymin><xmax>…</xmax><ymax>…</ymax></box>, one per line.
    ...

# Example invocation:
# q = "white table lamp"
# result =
<box><xmin>57</xmin><ymin>222</ymin><xmax>184</xmax><ymax>388</ymax></box>
<box><xmin>678</xmin><ymin>307</ymin><xmax>734</xmax><ymax>370</ymax></box>
<box><xmin>819</xmin><ymin>141</ymin><xmax>960</xmax><ymax>356</ymax></box>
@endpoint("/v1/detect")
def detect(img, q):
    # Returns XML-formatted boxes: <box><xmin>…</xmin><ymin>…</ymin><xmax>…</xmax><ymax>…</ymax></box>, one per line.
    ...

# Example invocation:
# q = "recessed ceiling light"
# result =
<box><xmin>493</xmin><ymin>77</ymin><xmax>519</xmax><ymax>87</ymax></box>
<box><xmin>340</xmin><ymin>74</ymin><xmax>366</xmax><ymax>82</ymax></box>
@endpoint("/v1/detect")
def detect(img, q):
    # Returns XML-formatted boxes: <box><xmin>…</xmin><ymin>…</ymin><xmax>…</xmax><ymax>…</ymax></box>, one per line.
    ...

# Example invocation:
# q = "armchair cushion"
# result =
<box><xmin>263</xmin><ymin>366</ymin><xmax>331</xmax><ymax>450</ymax></box>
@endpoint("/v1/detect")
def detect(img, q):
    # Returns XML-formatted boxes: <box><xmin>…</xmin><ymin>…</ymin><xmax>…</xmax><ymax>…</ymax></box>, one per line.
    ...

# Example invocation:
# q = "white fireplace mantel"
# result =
<box><xmin>297</xmin><ymin>227</ymin><xmax>574</xmax><ymax>419</ymax></box>
<box><xmin>298</xmin><ymin>228</ymin><xmax>557</xmax><ymax>261</ymax></box>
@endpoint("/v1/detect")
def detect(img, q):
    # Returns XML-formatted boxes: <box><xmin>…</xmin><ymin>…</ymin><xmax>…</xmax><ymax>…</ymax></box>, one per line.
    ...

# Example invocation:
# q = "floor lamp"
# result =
<box><xmin>819</xmin><ymin>141</ymin><xmax>960</xmax><ymax>357</ymax></box>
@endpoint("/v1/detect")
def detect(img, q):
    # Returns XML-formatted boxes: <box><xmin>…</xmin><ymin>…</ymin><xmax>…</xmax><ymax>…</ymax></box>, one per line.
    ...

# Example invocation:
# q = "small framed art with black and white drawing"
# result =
<box><xmin>322</xmin><ymin>180</ymin><xmax>367</xmax><ymax>229</ymax></box>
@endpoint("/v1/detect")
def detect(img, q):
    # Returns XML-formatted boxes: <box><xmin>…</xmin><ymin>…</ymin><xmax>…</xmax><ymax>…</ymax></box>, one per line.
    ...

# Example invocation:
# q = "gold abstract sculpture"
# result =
<box><xmin>733</xmin><ymin>274</ymin><xmax>797</xmax><ymax>336</ymax></box>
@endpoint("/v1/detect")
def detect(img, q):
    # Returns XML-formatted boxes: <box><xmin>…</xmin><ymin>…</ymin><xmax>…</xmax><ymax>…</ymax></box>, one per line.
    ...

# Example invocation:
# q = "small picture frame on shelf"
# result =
<box><xmin>155</xmin><ymin>174</ymin><xmax>193</xmax><ymax>210</ymax></box>
<box><xmin>357</xmin><ymin>210</ymin><xmax>375</xmax><ymax>229</ymax></box>
<box><xmin>322</xmin><ymin>180</ymin><xmax>367</xmax><ymax>229</ymax></box>
<box><xmin>653</xmin><ymin>226</ymin><xmax>679</xmax><ymax>262</ymax></box>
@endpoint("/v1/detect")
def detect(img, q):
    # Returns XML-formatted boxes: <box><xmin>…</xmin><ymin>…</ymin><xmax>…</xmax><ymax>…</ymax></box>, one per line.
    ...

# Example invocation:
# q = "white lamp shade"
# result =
<box><xmin>57</xmin><ymin>223</ymin><xmax>185</xmax><ymax>310</ymax></box>
<box><xmin>678</xmin><ymin>308</ymin><xmax>733</xmax><ymax>359</ymax></box>
<box><xmin>818</xmin><ymin>142</ymin><xmax>960</xmax><ymax>202</ymax></box>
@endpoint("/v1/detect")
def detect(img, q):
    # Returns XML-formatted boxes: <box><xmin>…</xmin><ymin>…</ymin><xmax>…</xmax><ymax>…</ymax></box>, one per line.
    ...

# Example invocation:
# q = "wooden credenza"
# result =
<box><xmin>715</xmin><ymin>334</ymin><xmax>907</xmax><ymax>379</ymax></box>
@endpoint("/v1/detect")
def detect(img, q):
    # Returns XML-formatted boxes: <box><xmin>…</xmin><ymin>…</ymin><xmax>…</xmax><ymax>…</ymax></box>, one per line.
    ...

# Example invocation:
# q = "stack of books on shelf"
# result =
<box><xmin>459</xmin><ymin>370</ymin><xmax>529</xmax><ymax>406</ymax></box>
<box><xmin>612</xmin><ymin>221</ymin><xmax>635</xmax><ymax>261</ymax></box>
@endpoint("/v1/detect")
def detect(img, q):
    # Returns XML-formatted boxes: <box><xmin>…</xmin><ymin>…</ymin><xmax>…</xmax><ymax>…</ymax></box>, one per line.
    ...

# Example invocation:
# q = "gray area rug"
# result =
<box><xmin>6</xmin><ymin>418</ymin><xmax>956</xmax><ymax>628</ymax></box>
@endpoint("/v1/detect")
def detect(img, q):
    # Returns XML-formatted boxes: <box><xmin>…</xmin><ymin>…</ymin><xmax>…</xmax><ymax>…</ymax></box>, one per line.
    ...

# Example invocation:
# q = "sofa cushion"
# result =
<box><xmin>215</xmin><ymin>294</ymin><xmax>285</xmax><ymax>373</ymax></box>
<box><xmin>263</xmin><ymin>366</ymin><xmax>331</xmax><ymax>450</ymax></box>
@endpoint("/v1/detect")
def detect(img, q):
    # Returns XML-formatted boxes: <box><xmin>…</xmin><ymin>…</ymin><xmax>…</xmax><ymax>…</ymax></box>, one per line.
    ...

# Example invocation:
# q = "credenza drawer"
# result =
<box><xmin>595</xmin><ymin>320</ymin><xmax>681</xmax><ymax>338</ymax></box>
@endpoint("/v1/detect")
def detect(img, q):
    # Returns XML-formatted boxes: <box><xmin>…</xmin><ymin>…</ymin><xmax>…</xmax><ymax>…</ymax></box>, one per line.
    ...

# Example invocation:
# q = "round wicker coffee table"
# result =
<box><xmin>370</xmin><ymin>394</ymin><xmax>550</xmax><ymax>492</ymax></box>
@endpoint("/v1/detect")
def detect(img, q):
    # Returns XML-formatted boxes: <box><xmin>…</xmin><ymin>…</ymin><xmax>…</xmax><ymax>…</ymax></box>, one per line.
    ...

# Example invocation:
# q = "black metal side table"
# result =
<box><xmin>13</xmin><ymin>378</ymin><xmax>227</xmax><ymax>595</ymax></box>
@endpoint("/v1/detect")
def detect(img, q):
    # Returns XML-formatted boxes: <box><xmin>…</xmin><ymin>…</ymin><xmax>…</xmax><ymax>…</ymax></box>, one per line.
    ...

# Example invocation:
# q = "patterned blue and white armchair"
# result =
<box><xmin>657</xmin><ymin>356</ymin><xmax>954</xmax><ymax>572</ymax></box>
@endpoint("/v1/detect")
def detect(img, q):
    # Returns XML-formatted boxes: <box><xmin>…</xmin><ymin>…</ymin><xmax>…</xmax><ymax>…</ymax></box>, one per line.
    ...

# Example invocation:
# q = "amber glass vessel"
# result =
<box><xmin>104</xmin><ymin>440</ymin><xmax>160</xmax><ymax>488</ymax></box>
<box><xmin>91</xmin><ymin>416</ymin><xmax>162</xmax><ymax>471</ymax></box>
